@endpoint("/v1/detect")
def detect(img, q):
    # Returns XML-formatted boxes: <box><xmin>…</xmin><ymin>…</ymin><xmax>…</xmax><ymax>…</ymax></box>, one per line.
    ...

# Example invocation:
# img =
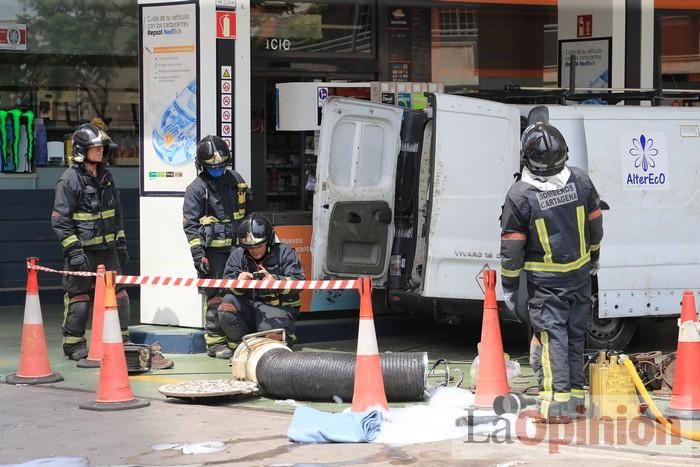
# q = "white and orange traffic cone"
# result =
<box><xmin>77</xmin><ymin>264</ymin><xmax>106</xmax><ymax>369</ymax></box>
<box><xmin>6</xmin><ymin>257</ymin><xmax>63</xmax><ymax>385</ymax></box>
<box><xmin>351</xmin><ymin>277</ymin><xmax>388</xmax><ymax>412</ymax></box>
<box><xmin>80</xmin><ymin>271</ymin><xmax>149</xmax><ymax>411</ymax></box>
<box><xmin>664</xmin><ymin>290</ymin><xmax>700</xmax><ymax>420</ymax></box>
<box><xmin>473</xmin><ymin>269</ymin><xmax>510</xmax><ymax>408</ymax></box>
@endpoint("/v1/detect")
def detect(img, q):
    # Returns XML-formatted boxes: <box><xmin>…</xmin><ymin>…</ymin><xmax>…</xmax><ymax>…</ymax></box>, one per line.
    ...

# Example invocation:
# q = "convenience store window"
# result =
<box><xmin>0</xmin><ymin>0</ymin><xmax>139</xmax><ymax>171</ymax></box>
<box><xmin>251</xmin><ymin>0</ymin><xmax>375</xmax><ymax>56</ymax></box>
<box><xmin>429</xmin><ymin>6</ymin><xmax>557</xmax><ymax>91</ymax></box>
<box><xmin>657</xmin><ymin>11</ymin><xmax>700</xmax><ymax>102</ymax></box>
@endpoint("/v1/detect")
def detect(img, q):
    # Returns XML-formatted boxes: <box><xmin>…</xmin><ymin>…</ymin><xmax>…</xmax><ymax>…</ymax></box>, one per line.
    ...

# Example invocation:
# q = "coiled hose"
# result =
<box><xmin>622</xmin><ymin>356</ymin><xmax>700</xmax><ymax>441</ymax></box>
<box><xmin>255</xmin><ymin>349</ymin><xmax>428</xmax><ymax>402</ymax></box>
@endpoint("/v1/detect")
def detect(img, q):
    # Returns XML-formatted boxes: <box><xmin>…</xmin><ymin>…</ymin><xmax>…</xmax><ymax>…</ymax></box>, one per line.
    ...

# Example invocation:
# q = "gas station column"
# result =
<box><xmin>137</xmin><ymin>0</ymin><xmax>251</xmax><ymax>327</ymax></box>
<box><xmin>557</xmin><ymin>0</ymin><xmax>654</xmax><ymax>92</ymax></box>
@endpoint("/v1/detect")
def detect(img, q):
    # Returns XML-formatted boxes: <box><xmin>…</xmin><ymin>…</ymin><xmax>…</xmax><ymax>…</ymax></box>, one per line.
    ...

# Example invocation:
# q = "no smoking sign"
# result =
<box><xmin>221</xmin><ymin>123</ymin><xmax>232</xmax><ymax>136</ymax></box>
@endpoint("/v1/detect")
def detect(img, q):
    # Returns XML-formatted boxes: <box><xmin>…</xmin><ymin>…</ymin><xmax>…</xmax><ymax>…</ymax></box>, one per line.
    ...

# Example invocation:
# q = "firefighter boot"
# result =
<box><xmin>62</xmin><ymin>296</ymin><xmax>90</xmax><ymax>360</ymax></box>
<box><xmin>116</xmin><ymin>290</ymin><xmax>131</xmax><ymax>342</ymax></box>
<box><xmin>149</xmin><ymin>342</ymin><xmax>175</xmax><ymax>370</ymax></box>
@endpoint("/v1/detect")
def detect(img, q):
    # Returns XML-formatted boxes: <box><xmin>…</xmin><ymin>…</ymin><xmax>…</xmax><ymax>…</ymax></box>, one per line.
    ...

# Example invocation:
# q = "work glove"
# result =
<box><xmin>67</xmin><ymin>248</ymin><xmax>89</xmax><ymax>271</ymax></box>
<box><xmin>194</xmin><ymin>256</ymin><xmax>210</xmax><ymax>276</ymax></box>
<box><xmin>503</xmin><ymin>290</ymin><xmax>517</xmax><ymax>312</ymax></box>
<box><xmin>590</xmin><ymin>261</ymin><xmax>600</xmax><ymax>276</ymax></box>
<box><xmin>117</xmin><ymin>247</ymin><xmax>129</xmax><ymax>270</ymax></box>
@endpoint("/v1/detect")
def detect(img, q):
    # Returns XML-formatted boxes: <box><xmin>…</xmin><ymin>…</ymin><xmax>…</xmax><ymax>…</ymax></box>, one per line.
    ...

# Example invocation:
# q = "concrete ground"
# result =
<box><xmin>0</xmin><ymin>302</ymin><xmax>698</xmax><ymax>466</ymax></box>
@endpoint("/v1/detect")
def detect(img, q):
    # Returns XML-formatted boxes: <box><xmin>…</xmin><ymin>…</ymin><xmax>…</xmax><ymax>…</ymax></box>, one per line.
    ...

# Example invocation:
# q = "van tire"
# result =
<box><xmin>586</xmin><ymin>279</ymin><xmax>637</xmax><ymax>350</ymax></box>
<box><xmin>586</xmin><ymin>316</ymin><xmax>637</xmax><ymax>350</ymax></box>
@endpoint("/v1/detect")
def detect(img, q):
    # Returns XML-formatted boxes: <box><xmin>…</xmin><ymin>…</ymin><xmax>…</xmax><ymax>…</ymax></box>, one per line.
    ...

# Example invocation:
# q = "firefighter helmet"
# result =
<box><xmin>238</xmin><ymin>213</ymin><xmax>274</xmax><ymax>248</ymax></box>
<box><xmin>521</xmin><ymin>122</ymin><xmax>568</xmax><ymax>177</ymax></box>
<box><xmin>195</xmin><ymin>135</ymin><xmax>230</xmax><ymax>172</ymax></box>
<box><xmin>71</xmin><ymin>123</ymin><xmax>112</xmax><ymax>163</ymax></box>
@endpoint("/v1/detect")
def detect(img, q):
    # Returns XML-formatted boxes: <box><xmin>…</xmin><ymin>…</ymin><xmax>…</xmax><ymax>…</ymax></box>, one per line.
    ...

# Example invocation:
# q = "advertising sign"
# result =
<box><xmin>140</xmin><ymin>1</ymin><xmax>199</xmax><ymax>195</ymax></box>
<box><xmin>558</xmin><ymin>37</ymin><xmax>611</xmax><ymax>93</ymax></box>
<box><xmin>0</xmin><ymin>23</ymin><xmax>27</xmax><ymax>51</ymax></box>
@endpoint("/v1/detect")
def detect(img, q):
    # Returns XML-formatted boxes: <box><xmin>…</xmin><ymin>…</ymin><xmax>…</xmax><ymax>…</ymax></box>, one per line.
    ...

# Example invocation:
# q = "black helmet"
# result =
<box><xmin>196</xmin><ymin>135</ymin><xmax>230</xmax><ymax>172</ymax></box>
<box><xmin>521</xmin><ymin>122</ymin><xmax>568</xmax><ymax>177</ymax></box>
<box><xmin>71</xmin><ymin>123</ymin><xmax>112</xmax><ymax>163</ymax></box>
<box><xmin>238</xmin><ymin>213</ymin><xmax>274</xmax><ymax>248</ymax></box>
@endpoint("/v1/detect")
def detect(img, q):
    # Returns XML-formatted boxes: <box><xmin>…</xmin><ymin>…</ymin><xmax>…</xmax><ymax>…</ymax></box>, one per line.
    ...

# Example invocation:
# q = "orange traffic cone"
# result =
<box><xmin>473</xmin><ymin>269</ymin><xmax>510</xmax><ymax>408</ymax></box>
<box><xmin>664</xmin><ymin>290</ymin><xmax>700</xmax><ymax>420</ymax></box>
<box><xmin>80</xmin><ymin>271</ymin><xmax>149</xmax><ymax>411</ymax></box>
<box><xmin>77</xmin><ymin>265</ymin><xmax>106</xmax><ymax>369</ymax></box>
<box><xmin>351</xmin><ymin>277</ymin><xmax>389</xmax><ymax>412</ymax></box>
<box><xmin>6</xmin><ymin>258</ymin><xmax>63</xmax><ymax>385</ymax></box>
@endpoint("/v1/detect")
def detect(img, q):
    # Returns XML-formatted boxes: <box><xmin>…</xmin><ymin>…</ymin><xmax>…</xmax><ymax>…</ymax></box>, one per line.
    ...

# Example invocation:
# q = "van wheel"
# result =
<box><xmin>586</xmin><ymin>284</ymin><xmax>637</xmax><ymax>350</ymax></box>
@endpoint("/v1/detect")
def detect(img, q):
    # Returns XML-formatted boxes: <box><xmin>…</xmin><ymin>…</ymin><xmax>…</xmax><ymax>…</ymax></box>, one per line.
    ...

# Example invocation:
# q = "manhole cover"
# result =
<box><xmin>158</xmin><ymin>379</ymin><xmax>259</xmax><ymax>398</ymax></box>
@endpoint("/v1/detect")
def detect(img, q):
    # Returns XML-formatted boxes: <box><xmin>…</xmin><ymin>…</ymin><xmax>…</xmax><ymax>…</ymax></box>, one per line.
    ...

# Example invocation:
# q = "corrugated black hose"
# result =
<box><xmin>255</xmin><ymin>350</ymin><xmax>428</xmax><ymax>402</ymax></box>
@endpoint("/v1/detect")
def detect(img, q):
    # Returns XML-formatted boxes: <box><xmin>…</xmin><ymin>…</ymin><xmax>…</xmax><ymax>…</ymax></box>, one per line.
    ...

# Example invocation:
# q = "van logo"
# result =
<box><xmin>628</xmin><ymin>134</ymin><xmax>658</xmax><ymax>172</ymax></box>
<box><xmin>620</xmin><ymin>132</ymin><xmax>669</xmax><ymax>190</ymax></box>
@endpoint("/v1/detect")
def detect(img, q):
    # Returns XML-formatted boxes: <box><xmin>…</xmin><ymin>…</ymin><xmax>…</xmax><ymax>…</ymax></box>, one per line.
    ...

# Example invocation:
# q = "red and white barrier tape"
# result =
<box><xmin>27</xmin><ymin>262</ymin><xmax>357</xmax><ymax>290</ymax></box>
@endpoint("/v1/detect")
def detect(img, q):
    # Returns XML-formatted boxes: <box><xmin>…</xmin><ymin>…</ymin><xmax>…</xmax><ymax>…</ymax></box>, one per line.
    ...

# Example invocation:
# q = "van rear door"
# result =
<box><xmin>420</xmin><ymin>94</ymin><xmax>521</xmax><ymax>300</ymax></box>
<box><xmin>311</xmin><ymin>97</ymin><xmax>404</xmax><ymax>282</ymax></box>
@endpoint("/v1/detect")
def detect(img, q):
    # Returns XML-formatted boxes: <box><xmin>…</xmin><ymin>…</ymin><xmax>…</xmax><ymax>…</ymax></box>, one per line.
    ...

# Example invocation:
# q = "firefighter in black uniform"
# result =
<box><xmin>218</xmin><ymin>213</ymin><xmax>305</xmax><ymax>349</ymax></box>
<box><xmin>500</xmin><ymin>122</ymin><xmax>603</xmax><ymax>423</ymax></box>
<box><xmin>183</xmin><ymin>135</ymin><xmax>248</xmax><ymax>359</ymax></box>
<box><xmin>51</xmin><ymin>123</ymin><xmax>130</xmax><ymax>360</ymax></box>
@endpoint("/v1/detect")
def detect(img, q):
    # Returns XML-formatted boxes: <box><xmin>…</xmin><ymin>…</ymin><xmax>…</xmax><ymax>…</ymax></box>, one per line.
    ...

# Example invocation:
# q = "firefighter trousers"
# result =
<box><xmin>527</xmin><ymin>278</ymin><xmax>592</xmax><ymax>416</ymax></box>
<box><xmin>62</xmin><ymin>248</ymin><xmax>129</xmax><ymax>345</ymax></box>
<box><xmin>198</xmin><ymin>251</ymin><xmax>230</xmax><ymax>349</ymax></box>
<box><xmin>218</xmin><ymin>294</ymin><xmax>297</xmax><ymax>347</ymax></box>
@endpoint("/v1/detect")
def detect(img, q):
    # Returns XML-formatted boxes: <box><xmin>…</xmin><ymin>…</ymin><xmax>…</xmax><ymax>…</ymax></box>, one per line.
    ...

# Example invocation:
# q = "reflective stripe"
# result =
<box><xmin>62</xmin><ymin>235</ymin><xmax>80</xmax><ymax>248</ymax></box>
<box><xmin>590</xmin><ymin>243</ymin><xmax>600</xmax><ymax>252</ymax></box>
<box><xmin>210</xmin><ymin>239</ymin><xmax>232</xmax><ymax>247</ymax></box>
<box><xmin>266</xmin><ymin>299</ymin><xmax>281</xmax><ymax>306</ymax></box>
<box><xmin>554</xmin><ymin>392</ymin><xmax>571</xmax><ymax>402</ymax></box>
<box><xmin>281</xmin><ymin>299</ymin><xmax>301</xmax><ymax>307</ymax></box>
<box><xmin>72</xmin><ymin>209</ymin><xmax>115</xmax><ymax>221</ymax></box>
<box><xmin>577</xmin><ymin>206</ymin><xmax>586</xmax><ymax>258</ymax></box>
<box><xmin>540</xmin><ymin>400</ymin><xmax>550</xmax><ymax>418</ymax></box>
<box><xmin>116</xmin><ymin>230</ymin><xmax>125</xmax><ymax>240</ymax></box>
<box><xmin>534</xmin><ymin>218</ymin><xmax>553</xmax><ymax>264</ymax></box>
<box><xmin>81</xmin><ymin>233</ymin><xmax>116</xmax><ymax>246</ymax></box>
<box><xmin>541</xmin><ymin>331</ymin><xmax>553</xmax><ymax>401</ymax></box>
<box><xmin>571</xmin><ymin>388</ymin><xmax>585</xmax><ymax>398</ymax></box>
<box><xmin>234</xmin><ymin>211</ymin><xmax>244</xmax><ymax>220</ymax></box>
<box><xmin>525</xmin><ymin>253</ymin><xmax>590</xmax><ymax>273</ymax></box>
<box><xmin>501</xmin><ymin>267</ymin><xmax>522</xmax><ymax>278</ymax></box>
<box><xmin>72</xmin><ymin>212</ymin><xmax>100</xmax><ymax>221</ymax></box>
<box><xmin>528</xmin><ymin>206</ymin><xmax>591</xmax><ymax>273</ymax></box>
<box><xmin>63</xmin><ymin>335</ymin><xmax>84</xmax><ymax>345</ymax></box>
<box><xmin>189</xmin><ymin>238</ymin><xmax>202</xmax><ymax>247</ymax></box>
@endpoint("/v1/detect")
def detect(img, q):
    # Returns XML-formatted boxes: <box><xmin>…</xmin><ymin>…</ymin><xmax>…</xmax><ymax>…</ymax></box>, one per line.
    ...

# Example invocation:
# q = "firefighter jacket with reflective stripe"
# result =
<box><xmin>223</xmin><ymin>243</ymin><xmax>305</xmax><ymax>309</ymax></box>
<box><xmin>51</xmin><ymin>164</ymin><xmax>125</xmax><ymax>253</ymax></box>
<box><xmin>501</xmin><ymin>166</ymin><xmax>602</xmax><ymax>287</ymax></box>
<box><xmin>183</xmin><ymin>169</ymin><xmax>248</xmax><ymax>255</ymax></box>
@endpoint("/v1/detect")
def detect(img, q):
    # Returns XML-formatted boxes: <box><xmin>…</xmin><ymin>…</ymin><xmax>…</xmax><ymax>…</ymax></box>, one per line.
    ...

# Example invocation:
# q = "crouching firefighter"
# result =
<box><xmin>51</xmin><ymin>123</ymin><xmax>130</xmax><ymax>360</ymax></box>
<box><xmin>183</xmin><ymin>135</ymin><xmax>249</xmax><ymax>359</ymax></box>
<box><xmin>500</xmin><ymin>122</ymin><xmax>603</xmax><ymax>423</ymax></box>
<box><xmin>218</xmin><ymin>213</ymin><xmax>305</xmax><ymax>350</ymax></box>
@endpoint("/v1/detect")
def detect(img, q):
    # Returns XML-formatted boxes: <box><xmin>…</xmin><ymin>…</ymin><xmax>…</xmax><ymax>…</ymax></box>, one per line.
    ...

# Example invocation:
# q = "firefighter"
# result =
<box><xmin>51</xmin><ymin>123</ymin><xmax>130</xmax><ymax>360</ymax></box>
<box><xmin>183</xmin><ymin>135</ymin><xmax>249</xmax><ymax>359</ymax></box>
<box><xmin>500</xmin><ymin>122</ymin><xmax>603</xmax><ymax>423</ymax></box>
<box><xmin>218</xmin><ymin>213</ymin><xmax>305</xmax><ymax>349</ymax></box>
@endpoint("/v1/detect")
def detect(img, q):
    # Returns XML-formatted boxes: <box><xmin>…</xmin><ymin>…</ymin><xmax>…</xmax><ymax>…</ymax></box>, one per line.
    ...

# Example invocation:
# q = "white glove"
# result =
<box><xmin>503</xmin><ymin>291</ymin><xmax>516</xmax><ymax>312</ymax></box>
<box><xmin>590</xmin><ymin>261</ymin><xmax>600</xmax><ymax>276</ymax></box>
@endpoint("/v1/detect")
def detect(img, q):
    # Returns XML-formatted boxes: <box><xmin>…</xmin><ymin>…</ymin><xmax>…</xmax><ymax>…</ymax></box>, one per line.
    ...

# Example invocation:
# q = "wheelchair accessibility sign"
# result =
<box><xmin>317</xmin><ymin>87</ymin><xmax>328</xmax><ymax>107</ymax></box>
